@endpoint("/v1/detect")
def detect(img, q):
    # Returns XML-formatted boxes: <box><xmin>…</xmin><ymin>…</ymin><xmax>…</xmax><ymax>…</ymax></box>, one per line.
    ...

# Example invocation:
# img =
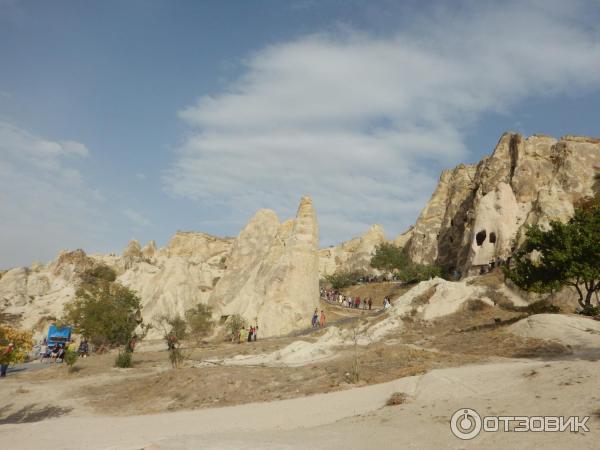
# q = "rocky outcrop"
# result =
<box><xmin>210</xmin><ymin>197</ymin><xmax>320</xmax><ymax>337</ymax></box>
<box><xmin>319</xmin><ymin>224</ymin><xmax>386</xmax><ymax>277</ymax></box>
<box><xmin>0</xmin><ymin>198</ymin><xmax>317</xmax><ymax>339</ymax></box>
<box><xmin>406</xmin><ymin>133</ymin><xmax>600</xmax><ymax>275</ymax></box>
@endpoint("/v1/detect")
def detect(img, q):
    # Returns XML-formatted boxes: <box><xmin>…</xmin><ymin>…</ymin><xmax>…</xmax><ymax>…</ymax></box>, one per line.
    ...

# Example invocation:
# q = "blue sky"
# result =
<box><xmin>2</xmin><ymin>0</ymin><xmax>600</xmax><ymax>268</ymax></box>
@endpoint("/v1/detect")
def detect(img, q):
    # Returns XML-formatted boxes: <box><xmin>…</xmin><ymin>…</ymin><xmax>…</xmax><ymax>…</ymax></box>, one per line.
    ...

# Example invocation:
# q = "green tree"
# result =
<box><xmin>505</xmin><ymin>205</ymin><xmax>600</xmax><ymax>313</ymax></box>
<box><xmin>63</xmin><ymin>280</ymin><xmax>142</xmax><ymax>348</ymax></box>
<box><xmin>370</xmin><ymin>243</ymin><xmax>409</xmax><ymax>273</ymax></box>
<box><xmin>370</xmin><ymin>243</ymin><xmax>441</xmax><ymax>283</ymax></box>
<box><xmin>324</xmin><ymin>271</ymin><xmax>363</xmax><ymax>290</ymax></box>
<box><xmin>185</xmin><ymin>303</ymin><xmax>214</xmax><ymax>342</ymax></box>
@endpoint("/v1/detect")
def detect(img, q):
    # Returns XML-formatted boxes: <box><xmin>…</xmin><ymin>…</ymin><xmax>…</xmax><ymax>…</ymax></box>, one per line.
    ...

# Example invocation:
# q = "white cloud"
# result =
<box><xmin>0</xmin><ymin>121</ymin><xmax>102</xmax><ymax>267</ymax></box>
<box><xmin>165</xmin><ymin>0</ymin><xmax>600</xmax><ymax>244</ymax></box>
<box><xmin>123</xmin><ymin>208</ymin><xmax>152</xmax><ymax>228</ymax></box>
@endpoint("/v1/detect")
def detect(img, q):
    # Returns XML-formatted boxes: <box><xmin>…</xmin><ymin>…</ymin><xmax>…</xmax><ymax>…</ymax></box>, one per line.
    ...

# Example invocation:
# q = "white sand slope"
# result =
<box><xmin>509</xmin><ymin>314</ymin><xmax>600</xmax><ymax>349</ymax></box>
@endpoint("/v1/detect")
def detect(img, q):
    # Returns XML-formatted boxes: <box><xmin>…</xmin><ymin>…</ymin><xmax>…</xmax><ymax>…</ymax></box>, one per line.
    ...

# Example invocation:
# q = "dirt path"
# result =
<box><xmin>2</xmin><ymin>357</ymin><xmax>598</xmax><ymax>449</ymax></box>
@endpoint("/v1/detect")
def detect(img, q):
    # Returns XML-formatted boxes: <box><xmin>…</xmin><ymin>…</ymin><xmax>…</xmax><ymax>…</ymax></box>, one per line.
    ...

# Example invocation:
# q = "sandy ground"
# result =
<box><xmin>1</xmin><ymin>276</ymin><xmax>598</xmax><ymax>449</ymax></box>
<box><xmin>1</xmin><ymin>357</ymin><xmax>599</xmax><ymax>449</ymax></box>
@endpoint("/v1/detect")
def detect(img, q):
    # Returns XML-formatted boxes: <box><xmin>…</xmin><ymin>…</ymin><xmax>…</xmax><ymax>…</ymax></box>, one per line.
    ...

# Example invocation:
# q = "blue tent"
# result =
<box><xmin>47</xmin><ymin>324</ymin><xmax>72</xmax><ymax>347</ymax></box>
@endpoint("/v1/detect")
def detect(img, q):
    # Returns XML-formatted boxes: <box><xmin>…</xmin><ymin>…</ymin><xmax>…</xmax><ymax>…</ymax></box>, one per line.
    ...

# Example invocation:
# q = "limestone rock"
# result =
<box><xmin>210</xmin><ymin>197</ymin><xmax>320</xmax><ymax>337</ymax></box>
<box><xmin>319</xmin><ymin>224</ymin><xmax>386</xmax><ymax>277</ymax></box>
<box><xmin>141</xmin><ymin>240</ymin><xmax>157</xmax><ymax>260</ymax></box>
<box><xmin>405</xmin><ymin>132</ymin><xmax>600</xmax><ymax>275</ymax></box>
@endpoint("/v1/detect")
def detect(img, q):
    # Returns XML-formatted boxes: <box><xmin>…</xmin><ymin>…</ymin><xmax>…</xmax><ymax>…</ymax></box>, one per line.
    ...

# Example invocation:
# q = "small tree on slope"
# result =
<box><xmin>504</xmin><ymin>204</ymin><xmax>600</xmax><ymax>314</ymax></box>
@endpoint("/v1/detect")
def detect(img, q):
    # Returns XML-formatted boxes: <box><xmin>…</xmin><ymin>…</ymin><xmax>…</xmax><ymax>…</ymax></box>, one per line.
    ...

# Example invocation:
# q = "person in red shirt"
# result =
<box><xmin>0</xmin><ymin>343</ymin><xmax>14</xmax><ymax>377</ymax></box>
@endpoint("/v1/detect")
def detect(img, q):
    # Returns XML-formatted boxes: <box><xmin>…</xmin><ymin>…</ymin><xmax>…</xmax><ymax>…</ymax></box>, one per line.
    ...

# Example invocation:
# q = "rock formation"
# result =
<box><xmin>0</xmin><ymin>198</ymin><xmax>318</xmax><ymax>339</ymax></box>
<box><xmin>405</xmin><ymin>133</ymin><xmax>600</xmax><ymax>275</ymax></box>
<box><xmin>319</xmin><ymin>224</ymin><xmax>386</xmax><ymax>277</ymax></box>
<box><xmin>209</xmin><ymin>196</ymin><xmax>320</xmax><ymax>337</ymax></box>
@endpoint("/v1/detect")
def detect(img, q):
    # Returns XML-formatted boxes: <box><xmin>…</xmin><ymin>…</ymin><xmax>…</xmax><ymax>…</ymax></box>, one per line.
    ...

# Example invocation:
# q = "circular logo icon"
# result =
<box><xmin>450</xmin><ymin>408</ymin><xmax>482</xmax><ymax>440</ymax></box>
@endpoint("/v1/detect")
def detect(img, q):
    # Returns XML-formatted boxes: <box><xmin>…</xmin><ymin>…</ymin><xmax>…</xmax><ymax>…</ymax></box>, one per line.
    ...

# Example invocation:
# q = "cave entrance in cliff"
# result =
<box><xmin>476</xmin><ymin>230</ymin><xmax>486</xmax><ymax>246</ymax></box>
<box><xmin>489</xmin><ymin>232</ymin><xmax>497</xmax><ymax>244</ymax></box>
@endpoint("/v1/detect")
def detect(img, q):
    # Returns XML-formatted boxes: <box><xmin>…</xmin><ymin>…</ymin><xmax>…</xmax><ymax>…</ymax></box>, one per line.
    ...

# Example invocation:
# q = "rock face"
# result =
<box><xmin>0</xmin><ymin>198</ymin><xmax>318</xmax><ymax>339</ymax></box>
<box><xmin>406</xmin><ymin>133</ymin><xmax>600</xmax><ymax>275</ymax></box>
<box><xmin>319</xmin><ymin>224</ymin><xmax>386</xmax><ymax>277</ymax></box>
<box><xmin>210</xmin><ymin>197</ymin><xmax>320</xmax><ymax>337</ymax></box>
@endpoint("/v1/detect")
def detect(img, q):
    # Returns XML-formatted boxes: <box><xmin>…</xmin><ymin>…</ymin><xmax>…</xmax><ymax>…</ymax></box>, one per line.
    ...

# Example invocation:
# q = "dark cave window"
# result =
<box><xmin>476</xmin><ymin>230</ymin><xmax>486</xmax><ymax>246</ymax></box>
<box><xmin>489</xmin><ymin>232</ymin><xmax>497</xmax><ymax>244</ymax></box>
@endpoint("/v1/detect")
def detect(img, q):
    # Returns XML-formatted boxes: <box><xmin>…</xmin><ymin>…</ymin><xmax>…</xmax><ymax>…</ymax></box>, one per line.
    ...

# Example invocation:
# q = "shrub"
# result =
<box><xmin>226</xmin><ymin>314</ymin><xmax>247</xmax><ymax>342</ymax></box>
<box><xmin>63</xmin><ymin>349</ymin><xmax>78</xmax><ymax>372</ymax></box>
<box><xmin>115</xmin><ymin>349</ymin><xmax>132</xmax><ymax>368</ymax></box>
<box><xmin>80</xmin><ymin>264</ymin><xmax>117</xmax><ymax>284</ymax></box>
<box><xmin>386</xmin><ymin>392</ymin><xmax>408</xmax><ymax>406</ymax></box>
<box><xmin>168</xmin><ymin>347</ymin><xmax>185</xmax><ymax>369</ymax></box>
<box><xmin>185</xmin><ymin>304</ymin><xmax>214</xmax><ymax>342</ymax></box>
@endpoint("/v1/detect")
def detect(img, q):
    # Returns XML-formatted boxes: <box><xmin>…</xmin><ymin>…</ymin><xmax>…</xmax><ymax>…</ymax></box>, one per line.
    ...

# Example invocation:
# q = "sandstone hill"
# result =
<box><xmin>405</xmin><ymin>133</ymin><xmax>600</xmax><ymax>275</ymax></box>
<box><xmin>0</xmin><ymin>198</ymin><xmax>318</xmax><ymax>338</ymax></box>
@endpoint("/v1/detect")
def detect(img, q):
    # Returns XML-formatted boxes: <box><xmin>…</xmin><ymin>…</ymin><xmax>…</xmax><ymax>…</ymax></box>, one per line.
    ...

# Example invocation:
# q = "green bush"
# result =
<box><xmin>185</xmin><ymin>303</ymin><xmax>214</xmax><ymax>342</ymax></box>
<box><xmin>324</xmin><ymin>271</ymin><xmax>363</xmax><ymax>290</ymax></box>
<box><xmin>114</xmin><ymin>349</ymin><xmax>132</xmax><ymax>368</ymax></box>
<box><xmin>226</xmin><ymin>314</ymin><xmax>247</xmax><ymax>341</ymax></box>
<box><xmin>63</xmin><ymin>349</ymin><xmax>78</xmax><ymax>371</ymax></box>
<box><xmin>80</xmin><ymin>264</ymin><xmax>117</xmax><ymax>284</ymax></box>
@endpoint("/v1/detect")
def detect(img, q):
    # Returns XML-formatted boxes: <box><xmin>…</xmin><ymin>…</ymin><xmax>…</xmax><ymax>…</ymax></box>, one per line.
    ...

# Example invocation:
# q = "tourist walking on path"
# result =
<box><xmin>319</xmin><ymin>310</ymin><xmax>326</xmax><ymax>327</ymax></box>
<box><xmin>368</xmin><ymin>298</ymin><xmax>372</xmax><ymax>310</ymax></box>
<box><xmin>311</xmin><ymin>309</ymin><xmax>319</xmax><ymax>327</ymax></box>
<box><xmin>0</xmin><ymin>343</ymin><xmax>14</xmax><ymax>377</ymax></box>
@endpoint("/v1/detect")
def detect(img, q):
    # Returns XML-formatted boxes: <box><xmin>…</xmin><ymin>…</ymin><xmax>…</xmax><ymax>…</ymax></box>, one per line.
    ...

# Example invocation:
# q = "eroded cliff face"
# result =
<box><xmin>318</xmin><ymin>224</ymin><xmax>386</xmax><ymax>277</ymax></box>
<box><xmin>406</xmin><ymin>133</ymin><xmax>600</xmax><ymax>275</ymax></box>
<box><xmin>210</xmin><ymin>197</ymin><xmax>320</xmax><ymax>337</ymax></box>
<box><xmin>0</xmin><ymin>198</ymin><xmax>319</xmax><ymax>338</ymax></box>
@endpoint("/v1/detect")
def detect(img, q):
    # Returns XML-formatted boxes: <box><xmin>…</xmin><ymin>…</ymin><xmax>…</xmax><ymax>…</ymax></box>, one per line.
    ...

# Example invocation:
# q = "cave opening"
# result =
<box><xmin>489</xmin><ymin>232</ymin><xmax>497</xmax><ymax>244</ymax></box>
<box><xmin>476</xmin><ymin>230</ymin><xmax>486</xmax><ymax>246</ymax></box>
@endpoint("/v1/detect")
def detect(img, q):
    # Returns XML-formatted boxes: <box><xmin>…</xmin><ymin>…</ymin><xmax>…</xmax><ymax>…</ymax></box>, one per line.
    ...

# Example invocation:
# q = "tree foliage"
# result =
<box><xmin>504</xmin><ymin>205</ymin><xmax>600</xmax><ymax>313</ymax></box>
<box><xmin>370</xmin><ymin>242</ymin><xmax>409</xmax><ymax>273</ymax></box>
<box><xmin>63</xmin><ymin>279</ymin><xmax>142</xmax><ymax>348</ymax></box>
<box><xmin>185</xmin><ymin>303</ymin><xmax>214</xmax><ymax>342</ymax></box>
<box><xmin>0</xmin><ymin>325</ymin><xmax>33</xmax><ymax>364</ymax></box>
<box><xmin>79</xmin><ymin>264</ymin><xmax>117</xmax><ymax>284</ymax></box>
<box><xmin>370</xmin><ymin>243</ymin><xmax>441</xmax><ymax>283</ymax></box>
<box><xmin>324</xmin><ymin>271</ymin><xmax>364</xmax><ymax>290</ymax></box>
<box><xmin>226</xmin><ymin>314</ymin><xmax>247</xmax><ymax>341</ymax></box>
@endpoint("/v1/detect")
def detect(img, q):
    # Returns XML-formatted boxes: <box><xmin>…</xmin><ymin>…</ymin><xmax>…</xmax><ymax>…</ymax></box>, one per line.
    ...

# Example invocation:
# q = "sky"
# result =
<box><xmin>1</xmin><ymin>0</ymin><xmax>600</xmax><ymax>268</ymax></box>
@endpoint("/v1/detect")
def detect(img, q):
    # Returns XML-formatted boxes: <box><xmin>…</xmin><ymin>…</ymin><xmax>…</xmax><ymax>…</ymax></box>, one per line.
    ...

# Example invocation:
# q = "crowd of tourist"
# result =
<box><xmin>320</xmin><ymin>289</ymin><xmax>374</xmax><ymax>310</ymax></box>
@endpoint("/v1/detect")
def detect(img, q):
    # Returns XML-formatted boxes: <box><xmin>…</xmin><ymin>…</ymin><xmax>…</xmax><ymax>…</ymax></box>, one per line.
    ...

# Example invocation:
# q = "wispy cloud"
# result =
<box><xmin>123</xmin><ymin>208</ymin><xmax>152</xmax><ymax>227</ymax></box>
<box><xmin>164</xmin><ymin>0</ymin><xmax>600</xmax><ymax>244</ymax></box>
<box><xmin>0</xmin><ymin>121</ymin><xmax>102</xmax><ymax>267</ymax></box>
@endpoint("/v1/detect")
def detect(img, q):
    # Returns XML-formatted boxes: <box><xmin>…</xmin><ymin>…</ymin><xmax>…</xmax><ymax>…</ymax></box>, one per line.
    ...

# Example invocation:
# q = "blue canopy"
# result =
<box><xmin>47</xmin><ymin>324</ymin><xmax>72</xmax><ymax>346</ymax></box>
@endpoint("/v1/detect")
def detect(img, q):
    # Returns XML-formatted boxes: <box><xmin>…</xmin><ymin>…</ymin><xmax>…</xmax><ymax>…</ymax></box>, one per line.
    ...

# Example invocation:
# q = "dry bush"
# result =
<box><xmin>386</xmin><ymin>392</ymin><xmax>408</xmax><ymax>406</ymax></box>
